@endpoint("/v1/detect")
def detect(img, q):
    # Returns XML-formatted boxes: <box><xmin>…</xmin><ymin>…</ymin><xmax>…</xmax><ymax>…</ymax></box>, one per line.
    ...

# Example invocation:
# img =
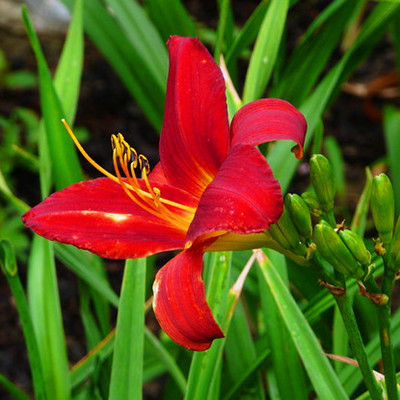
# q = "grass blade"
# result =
<box><xmin>54</xmin><ymin>0</ymin><xmax>83</xmax><ymax>124</ymax></box>
<box><xmin>242</xmin><ymin>0</ymin><xmax>289</xmax><ymax>103</ymax></box>
<box><xmin>54</xmin><ymin>243</ymin><xmax>119</xmax><ymax>307</ymax></box>
<box><xmin>258</xmin><ymin>251</ymin><xmax>307</xmax><ymax>400</ymax></box>
<box><xmin>271</xmin><ymin>0</ymin><xmax>360</xmax><ymax>105</ymax></box>
<box><xmin>0</xmin><ymin>373</ymin><xmax>31</xmax><ymax>400</ymax></box>
<box><xmin>223</xmin><ymin>298</ymin><xmax>266</xmax><ymax>399</ymax></box>
<box><xmin>61</xmin><ymin>0</ymin><xmax>166</xmax><ymax>129</ymax></box>
<box><xmin>256</xmin><ymin>250</ymin><xmax>348</xmax><ymax>400</ymax></box>
<box><xmin>268</xmin><ymin>2</ymin><xmax>400</xmax><ymax>192</ymax></box>
<box><xmin>185</xmin><ymin>252</ymin><xmax>232</xmax><ymax>400</ymax></box>
<box><xmin>143</xmin><ymin>0</ymin><xmax>196</xmax><ymax>41</ymax></box>
<box><xmin>324</xmin><ymin>136</ymin><xmax>346</xmax><ymax>198</ymax></box>
<box><xmin>0</xmin><ymin>240</ymin><xmax>47</xmax><ymax>400</ymax></box>
<box><xmin>383</xmin><ymin>105</ymin><xmax>400</xmax><ymax>215</ymax></box>
<box><xmin>22</xmin><ymin>6</ymin><xmax>82</xmax><ymax>190</ymax></box>
<box><xmin>27</xmin><ymin>236</ymin><xmax>71</xmax><ymax>400</ymax></box>
<box><xmin>104</xmin><ymin>0</ymin><xmax>168</xmax><ymax>90</ymax></box>
<box><xmin>225</xmin><ymin>1</ymin><xmax>269</xmax><ymax>67</ymax></box>
<box><xmin>109</xmin><ymin>258</ymin><xmax>147</xmax><ymax>400</ymax></box>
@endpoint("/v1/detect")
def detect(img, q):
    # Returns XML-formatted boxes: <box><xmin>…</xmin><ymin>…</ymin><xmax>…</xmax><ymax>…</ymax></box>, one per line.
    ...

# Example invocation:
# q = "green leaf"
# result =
<box><xmin>0</xmin><ymin>373</ymin><xmax>31</xmax><ymax>400</ymax></box>
<box><xmin>185</xmin><ymin>252</ymin><xmax>231</xmax><ymax>400</ymax></box>
<box><xmin>383</xmin><ymin>105</ymin><xmax>400</xmax><ymax>215</ymax></box>
<box><xmin>0</xmin><ymin>240</ymin><xmax>47</xmax><ymax>400</ymax></box>
<box><xmin>258</xmin><ymin>251</ymin><xmax>308</xmax><ymax>400</ymax></box>
<box><xmin>222</xmin><ymin>346</ymin><xmax>270</xmax><ymax>400</ymax></box>
<box><xmin>54</xmin><ymin>0</ymin><xmax>84</xmax><ymax>124</ymax></box>
<box><xmin>109</xmin><ymin>258</ymin><xmax>147</xmax><ymax>400</ymax></box>
<box><xmin>256</xmin><ymin>250</ymin><xmax>348</xmax><ymax>400</ymax></box>
<box><xmin>104</xmin><ymin>0</ymin><xmax>168</xmax><ymax>90</ymax></box>
<box><xmin>324</xmin><ymin>136</ymin><xmax>346</xmax><ymax>197</ymax></box>
<box><xmin>271</xmin><ymin>0</ymin><xmax>360</xmax><ymax>105</ymax></box>
<box><xmin>22</xmin><ymin>6</ymin><xmax>82</xmax><ymax>190</ymax></box>
<box><xmin>223</xmin><ymin>296</ymin><xmax>265</xmax><ymax>399</ymax></box>
<box><xmin>243</xmin><ymin>0</ymin><xmax>289</xmax><ymax>103</ymax></box>
<box><xmin>225</xmin><ymin>1</ymin><xmax>269</xmax><ymax>67</ymax></box>
<box><xmin>0</xmin><ymin>168</ymin><xmax>30</xmax><ymax>213</ymax></box>
<box><xmin>351</xmin><ymin>168</ymin><xmax>373</xmax><ymax>236</ymax></box>
<box><xmin>338</xmin><ymin>305</ymin><xmax>400</xmax><ymax>395</ymax></box>
<box><xmin>61</xmin><ymin>0</ymin><xmax>166</xmax><ymax>130</ymax></box>
<box><xmin>27</xmin><ymin>236</ymin><xmax>71</xmax><ymax>400</ymax></box>
<box><xmin>143</xmin><ymin>0</ymin><xmax>196</xmax><ymax>41</ymax></box>
<box><xmin>268</xmin><ymin>2</ymin><xmax>400</xmax><ymax>192</ymax></box>
<box><xmin>54</xmin><ymin>243</ymin><xmax>119</xmax><ymax>308</ymax></box>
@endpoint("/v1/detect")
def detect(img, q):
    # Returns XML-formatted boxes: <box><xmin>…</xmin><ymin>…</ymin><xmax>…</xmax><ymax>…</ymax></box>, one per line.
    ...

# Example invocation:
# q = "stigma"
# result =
<box><xmin>61</xmin><ymin>119</ymin><xmax>194</xmax><ymax>229</ymax></box>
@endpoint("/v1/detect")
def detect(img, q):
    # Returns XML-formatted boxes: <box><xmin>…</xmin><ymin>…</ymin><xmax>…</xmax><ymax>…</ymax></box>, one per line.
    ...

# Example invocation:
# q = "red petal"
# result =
<box><xmin>230</xmin><ymin>99</ymin><xmax>307</xmax><ymax>159</ymax></box>
<box><xmin>22</xmin><ymin>178</ymin><xmax>198</xmax><ymax>259</ymax></box>
<box><xmin>187</xmin><ymin>144</ymin><xmax>283</xmax><ymax>243</ymax></box>
<box><xmin>148</xmin><ymin>162</ymin><xmax>168</xmax><ymax>184</ymax></box>
<box><xmin>159</xmin><ymin>36</ymin><xmax>230</xmax><ymax>199</ymax></box>
<box><xmin>153</xmin><ymin>245</ymin><xmax>224</xmax><ymax>351</ymax></box>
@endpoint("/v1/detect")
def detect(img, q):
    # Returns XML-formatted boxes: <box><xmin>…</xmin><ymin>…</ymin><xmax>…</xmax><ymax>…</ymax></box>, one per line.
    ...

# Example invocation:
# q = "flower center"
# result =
<box><xmin>62</xmin><ymin>120</ymin><xmax>195</xmax><ymax>230</ymax></box>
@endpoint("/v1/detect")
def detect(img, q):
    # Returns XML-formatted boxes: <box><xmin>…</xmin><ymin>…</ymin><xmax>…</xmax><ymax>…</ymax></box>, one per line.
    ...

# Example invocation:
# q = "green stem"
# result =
<box><xmin>377</xmin><ymin>266</ymin><xmax>398</xmax><ymax>400</ymax></box>
<box><xmin>310</xmin><ymin>256</ymin><xmax>382</xmax><ymax>399</ymax></box>
<box><xmin>324</xmin><ymin>210</ymin><xmax>337</xmax><ymax>228</ymax></box>
<box><xmin>334</xmin><ymin>292</ymin><xmax>383</xmax><ymax>400</ymax></box>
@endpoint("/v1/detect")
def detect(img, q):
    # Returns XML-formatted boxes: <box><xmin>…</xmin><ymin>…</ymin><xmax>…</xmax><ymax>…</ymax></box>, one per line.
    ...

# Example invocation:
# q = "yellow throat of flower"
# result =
<box><xmin>61</xmin><ymin>119</ymin><xmax>195</xmax><ymax>231</ymax></box>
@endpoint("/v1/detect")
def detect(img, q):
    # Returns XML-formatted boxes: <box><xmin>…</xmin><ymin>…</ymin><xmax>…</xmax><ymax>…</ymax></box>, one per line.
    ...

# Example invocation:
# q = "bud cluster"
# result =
<box><xmin>268</xmin><ymin>154</ymin><xmax>400</xmax><ymax>281</ymax></box>
<box><xmin>313</xmin><ymin>221</ymin><xmax>369</xmax><ymax>280</ymax></box>
<box><xmin>370</xmin><ymin>173</ymin><xmax>400</xmax><ymax>272</ymax></box>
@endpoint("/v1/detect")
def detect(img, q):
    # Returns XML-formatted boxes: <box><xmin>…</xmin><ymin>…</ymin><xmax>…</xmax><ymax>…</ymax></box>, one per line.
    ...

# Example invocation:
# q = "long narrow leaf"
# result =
<box><xmin>0</xmin><ymin>240</ymin><xmax>47</xmax><ymax>400</ymax></box>
<box><xmin>271</xmin><ymin>0</ymin><xmax>360</xmax><ymax>104</ymax></box>
<box><xmin>143</xmin><ymin>0</ymin><xmax>196</xmax><ymax>41</ymax></box>
<box><xmin>0</xmin><ymin>373</ymin><xmax>31</xmax><ymax>400</ymax></box>
<box><xmin>268</xmin><ymin>2</ymin><xmax>400</xmax><ymax>192</ymax></box>
<box><xmin>22</xmin><ymin>7</ymin><xmax>82</xmax><ymax>190</ymax></box>
<box><xmin>109</xmin><ymin>258</ymin><xmax>147</xmax><ymax>400</ymax></box>
<box><xmin>54</xmin><ymin>0</ymin><xmax>83</xmax><ymax>123</ymax></box>
<box><xmin>258</xmin><ymin>251</ymin><xmax>308</xmax><ymax>400</ymax></box>
<box><xmin>383</xmin><ymin>105</ymin><xmax>400</xmax><ymax>215</ymax></box>
<box><xmin>242</xmin><ymin>0</ymin><xmax>289</xmax><ymax>103</ymax></box>
<box><xmin>61</xmin><ymin>0</ymin><xmax>166</xmax><ymax>129</ymax></box>
<box><xmin>223</xmin><ymin>298</ymin><xmax>265</xmax><ymax>399</ymax></box>
<box><xmin>256</xmin><ymin>250</ymin><xmax>348</xmax><ymax>400</ymax></box>
<box><xmin>185</xmin><ymin>252</ymin><xmax>232</xmax><ymax>400</ymax></box>
<box><xmin>27</xmin><ymin>236</ymin><xmax>71</xmax><ymax>400</ymax></box>
<box><xmin>225</xmin><ymin>1</ymin><xmax>269</xmax><ymax>67</ymax></box>
<box><xmin>104</xmin><ymin>0</ymin><xmax>168</xmax><ymax>90</ymax></box>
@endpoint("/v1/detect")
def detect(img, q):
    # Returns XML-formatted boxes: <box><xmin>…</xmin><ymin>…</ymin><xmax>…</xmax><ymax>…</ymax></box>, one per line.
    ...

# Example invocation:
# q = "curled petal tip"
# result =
<box><xmin>291</xmin><ymin>144</ymin><xmax>304</xmax><ymax>159</ymax></box>
<box><xmin>153</xmin><ymin>247</ymin><xmax>225</xmax><ymax>351</ymax></box>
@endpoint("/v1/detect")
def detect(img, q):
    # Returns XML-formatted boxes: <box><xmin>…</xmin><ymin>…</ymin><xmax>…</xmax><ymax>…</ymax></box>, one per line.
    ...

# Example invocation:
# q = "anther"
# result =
<box><xmin>139</xmin><ymin>154</ymin><xmax>150</xmax><ymax>175</ymax></box>
<box><xmin>130</xmin><ymin>148</ymin><xmax>138</xmax><ymax>167</ymax></box>
<box><xmin>153</xmin><ymin>187</ymin><xmax>161</xmax><ymax>199</ymax></box>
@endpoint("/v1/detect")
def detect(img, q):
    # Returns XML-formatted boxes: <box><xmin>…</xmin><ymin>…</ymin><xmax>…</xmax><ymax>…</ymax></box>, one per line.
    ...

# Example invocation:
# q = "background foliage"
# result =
<box><xmin>1</xmin><ymin>0</ymin><xmax>400</xmax><ymax>399</ymax></box>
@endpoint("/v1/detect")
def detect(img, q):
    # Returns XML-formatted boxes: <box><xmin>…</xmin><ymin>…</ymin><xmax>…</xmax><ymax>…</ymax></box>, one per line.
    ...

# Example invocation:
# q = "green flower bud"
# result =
<box><xmin>314</xmin><ymin>221</ymin><xmax>365</xmax><ymax>279</ymax></box>
<box><xmin>285</xmin><ymin>194</ymin><xmax>313</xmax><ymax>240</ymax></box>
<box><xmin>301</xmin><ymin>191</ymin><xmax>322</xmax><ymax>217</ymax></box>
<box><xmin>371</xmin><ymin>173</ymin><xmax>394</xmax><ymax>246</ymax></box>
<box><xmin>269</xmin><ymin>208</ymin><xmax>307</xmax><ymax>256</ymax></box>
<box><xmin>309</xmin><ymin>154</ymin><xmax>336</xmax><ymax>212</ymax></box>
<box><xmin>338</xmin><ymin>229</ymin><xmax>371</xmax><ymax>267</ymax></box>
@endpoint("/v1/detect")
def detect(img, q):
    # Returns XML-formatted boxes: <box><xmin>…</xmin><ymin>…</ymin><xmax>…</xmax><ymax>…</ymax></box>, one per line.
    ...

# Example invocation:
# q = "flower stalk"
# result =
<box><xmin>376</xmin><ymin>266</ymin><xmax>398</xmax><ymax>400</ymax></box>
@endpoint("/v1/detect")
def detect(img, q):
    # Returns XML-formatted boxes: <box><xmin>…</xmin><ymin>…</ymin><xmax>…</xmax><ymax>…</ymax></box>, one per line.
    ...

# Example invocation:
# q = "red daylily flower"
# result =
<box><xmin>22</xmin><ymin>36</ymin><xmax>307</xmax><ymax>351</ymax></box>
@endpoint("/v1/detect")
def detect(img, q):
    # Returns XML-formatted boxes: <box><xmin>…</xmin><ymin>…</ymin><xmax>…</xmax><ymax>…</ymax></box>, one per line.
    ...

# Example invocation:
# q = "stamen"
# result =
<box><xmin>138</xmin><ymin>154</ymin><xmax>150</xmax><ymax>175</ymax></box>
<box><xmin>61</xmin><ymin>119</ymin><xmax>195</xmax><ymax>225</ymax></box>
